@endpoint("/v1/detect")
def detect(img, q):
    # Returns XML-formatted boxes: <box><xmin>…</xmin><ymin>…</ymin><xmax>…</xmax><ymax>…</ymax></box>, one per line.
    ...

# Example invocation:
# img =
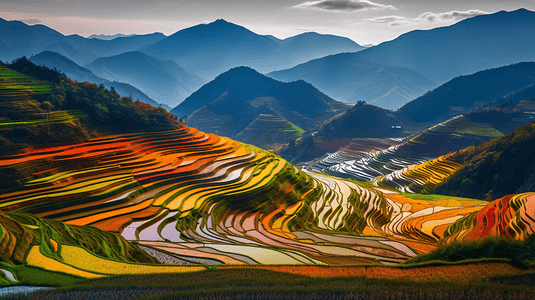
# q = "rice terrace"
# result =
<box><xmin>2</xmin><ymin>3</ymin><xmax>535</xmax><ymax>299</ymax></box>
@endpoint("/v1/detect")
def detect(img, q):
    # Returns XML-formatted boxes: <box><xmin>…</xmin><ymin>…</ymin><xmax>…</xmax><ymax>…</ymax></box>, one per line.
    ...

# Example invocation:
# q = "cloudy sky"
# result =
<box><xmin>1</xmin><ymin>0</ymin><xmax>534</xmax><ymax>45</ymax></box>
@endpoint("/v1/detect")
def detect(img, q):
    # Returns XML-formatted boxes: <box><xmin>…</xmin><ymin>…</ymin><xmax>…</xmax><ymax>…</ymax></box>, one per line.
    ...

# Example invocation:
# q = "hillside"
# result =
<box><xmin>29</xmin><ymin>51</ymin><xmax>163</xmax><ymax>108</ymax></box>
<box><xmin>171</xmin><ymin>66</ymin><xmax>349</xmax><ymax>149</ymax></box>
<box><xmin>142</xmin><ymin>19</ymin><xmax>364</xmax><ymax>79</ymax></box>
<box><xmin>0</xmin><ymin>58</ymin><xmax>178</xmax><ymax>156</ymax></box>
<box><xmin>398</xmin><ymin>62</ymin><xmax>535</xmax><ymax>123</ymax></box>
<box><xmin>432</xmin><ymin>120</ymin><xmax>535</xmax><ymax>200</ymax></box>
<box><xmin>85</xmin><ymin>51</ymin><xmax>204</xmax><ymax>107</ymax></box>
<box><xmin>277</xmin><ymin>62</ymin><xmax>535</xmax><ymax>165</ymax></box>
<box><xmin>269</xmin><ymin>9</ymin><xmax>535</xmax><ymax>109</ymax></box>
<box><xmin>1</xmin><ymin>121</ymin><xmax>534</xmax><ymax>272</ymax></box>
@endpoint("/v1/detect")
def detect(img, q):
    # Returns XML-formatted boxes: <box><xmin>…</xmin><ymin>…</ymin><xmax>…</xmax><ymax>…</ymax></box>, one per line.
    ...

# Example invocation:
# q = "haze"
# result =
<box><xmin>2</xmin><ymin>0</ymin><xmax>535</xmax><ymax>45</ymax></box>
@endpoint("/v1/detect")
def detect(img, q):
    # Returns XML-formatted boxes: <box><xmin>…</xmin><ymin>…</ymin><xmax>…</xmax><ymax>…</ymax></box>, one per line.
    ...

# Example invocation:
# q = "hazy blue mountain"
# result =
<box><xmin>1</xmin><ymin>17</ymin><xmax>363</xmax><ymax>83</ymax></box>
<box><xmin>0</xmin><ymin>18</ymin><xmax>97</xmax><ymax>65</ymax></box>
<box><xmin>29</xmin><ymin>51</ymin><xmax>164</xmax><ymax>109</ymax></box>
<box><xmin>142</xmin><ymin>19</ymin><xmax>364</xmax><ymax>79</ymax></box>
<box><xmin>88</xmin><ymin>33</ymin><xmax>136</xmax><ymax>40</ymax></box>
<box><xmin>398</xmin><ymin>62</ymin><xmax>535</xmax><ymax>123</ymax></box>
<box><xmin>358</xmin><ymin>9</ymin><xmax>535</xmax><ymax>83</ymax></box>
<box><xmin>170</xmin><ymin>66</ymin><xmax>349</xmax><ymax>146</ymax></box>
<box><xmin>85</xmin><ymin>51</ymin><xmax>204</xmax><ymax>107</ymax></box>
<box><xmin>0</xmin><ymin>17</ymin><xmax>166</xmax><ymax>66</ymax></box>
<box><xmin>65</xmin><ymin>33</ymin><xmax>166</xmax><ymax>63</ymax></box>
<box><xmin>277</xmin><ymin>62</ymin><xmax>535</xmax><ymax>164</ymax></box>
<box><xmin>269</xmin><ymin>9</ymin><xmax>535</xmax><ymax>109</ymax></box>
<box><xmin>268</xmin><ymin>55</ymin><xmax>435</xmax><ymax>110</ymax></box>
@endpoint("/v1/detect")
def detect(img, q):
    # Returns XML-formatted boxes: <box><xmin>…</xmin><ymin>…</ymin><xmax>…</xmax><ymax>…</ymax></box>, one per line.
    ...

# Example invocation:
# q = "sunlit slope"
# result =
<box><xmin>378</xmin><ymin>120</ymin><xmax>535</xmax><ymax>197</ymax></box>
<box><xmin>0</xmin><ymin>65</ymin><xmax>79</xmax><ymax>128</ymax></box>
<box><xmin>0</xmin><ymin>125</ymin><xmax>417</xmax><ymax>265</ymax></box>
<box><xmin>323</xmin><ymin>115</ymin><xmax>495</xmax><ymax>181</ymax></box>
<box><xmin>443</xmin><ymin>193</ymin><xmax>535</xmax><ymax>244</ymax></box>
<box><xmin>0</xmin><ymin>210</ymin><xmax>205</xmax><ymax>284</ymax></box>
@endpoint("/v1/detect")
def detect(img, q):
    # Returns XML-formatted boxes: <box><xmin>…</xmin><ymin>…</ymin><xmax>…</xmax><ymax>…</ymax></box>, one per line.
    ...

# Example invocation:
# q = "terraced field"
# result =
<box><xmin>374</xmin><ymin>154</ymin><xmax>464</xmax><ymax>193</ymax></box>
<box><xmin>2</xmin><ymin>120</ymin><xmax>534</xmax><ymax>279</ymax></box>
<box><xmin>0</xmin><ymin>66</ymin><xmax>76</xmax><ymax>128</ymax></box>
<box><xmin>0</xmin><ymin>126</ymin><xmax>421</xmax><ymax>266</ymax></box>
<box><xmin>444</xmin><ymin>193</ymin><xmax>535</xmax><ymax>243</ymax></box>
<box><xmin>321</xmin><ymin>115</ymin><xmax>507</xmax><ymax>185</ymax></box>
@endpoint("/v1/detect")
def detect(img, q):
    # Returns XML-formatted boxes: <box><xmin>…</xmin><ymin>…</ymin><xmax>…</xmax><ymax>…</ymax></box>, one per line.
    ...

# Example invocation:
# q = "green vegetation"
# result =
<box><xmin>0</xmin><ymin>58</ymin><xmax>180</xmax><ymax>155</ymax></box>
<box><xmin>454</xmin><ymin>126</ymin><xmax>502</xmax><ymax>138</ymax></box>
<box><xmin>0</xmin><ymin>211</ymin><xmax>158</xmax><ymax>266</ymax></box>
<box><xmin>0</xmin><ymin>110</ymin><xmax>83</xmax><ymax>128</ymax></box>
<box><xmin>0</xmin><ymin>67</ymin><xmax>51</xmax><ymax>94</ymax></box>
<box><xmin>5</xmin><ymin>267</ymin><xmax>535</xmax><ymax>300</ymax></box>
<box><xmin>2</xmin><ymin>264</ymin><xmax>85</xmax><ymax>287</ymax></box>
<box><xmin>433</xmin><ymin>121</ymin><xmax>535</xmax><ymax>200</ymax></box>
<box><xmin>406</xmin><ymin>236</ymin><xmax>535</xmax><ymax>266</ymax></box>
<box><xmin>283</xmin><ymin>122</ymin><xmax>305</xmax><ymax>134</ymax></box>
<box><xmin>399</xmin><ymin>193</ymin><xmax>476</xmax><ymax>202</ymax></box>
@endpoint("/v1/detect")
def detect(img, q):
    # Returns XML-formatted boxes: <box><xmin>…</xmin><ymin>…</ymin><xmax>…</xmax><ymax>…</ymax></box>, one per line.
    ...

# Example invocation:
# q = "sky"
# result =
<box><xmin>1</xmin><ymin>0</ymin><xmax>535</xmax><ymax>45</ymax></box>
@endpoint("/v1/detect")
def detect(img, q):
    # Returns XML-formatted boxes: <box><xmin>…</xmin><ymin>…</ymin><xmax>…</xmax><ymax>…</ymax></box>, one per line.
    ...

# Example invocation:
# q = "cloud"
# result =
<box><xmin>20</xmin><ymin>18</ymin><xmax>41</xmax><ymax>25</ymax></box>
<box><xmin>294</xmin><ymin>0</ymin><xmax>395</xmax><ymax>12</ymax></box>
<box><xmin>364</xmin><ymin>9</ymin><xmax>489</xmax><ymax>27</ymax></box>
<box><xmin>364</xmin><ymin>15</ymin><xmax>415</xmax><ymax>26</ymax></box>
<box><xmin>389</xmin><ymin>20</ymin><xmax>416</xmax><ymax>27</ymax></box>
<box><xmin>416</xmin><ymin>10</ymin><xmax>489</xmax><ymax>23</ymax></box>
<box><xmin>364</xmin><ymin>15</ymin><xmax>408</xmax><ymax>23</ymax></box>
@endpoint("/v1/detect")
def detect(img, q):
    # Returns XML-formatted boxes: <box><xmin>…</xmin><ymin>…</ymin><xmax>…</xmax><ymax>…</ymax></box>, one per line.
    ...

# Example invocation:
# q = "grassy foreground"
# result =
<box><xmin>4</xmin><ymin>261</ymin><xmax>535</xmax><ymax>300</ymax></box>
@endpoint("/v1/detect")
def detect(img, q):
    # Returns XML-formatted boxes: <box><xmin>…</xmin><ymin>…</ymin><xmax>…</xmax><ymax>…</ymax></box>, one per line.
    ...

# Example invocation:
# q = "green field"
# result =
<box><xmin>4</xmin><ymin>265</ymin><xmax>534</xmax><ymax>300</ymax></box>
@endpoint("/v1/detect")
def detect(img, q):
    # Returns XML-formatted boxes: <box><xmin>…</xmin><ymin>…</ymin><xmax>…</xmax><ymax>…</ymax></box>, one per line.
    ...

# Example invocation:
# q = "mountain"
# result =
<box><xmin>358</xmin><ymin>9</ymin><xmax>535</xmax><ymax>83</ymax></box>
<box><xmin>397</xmin><ymin>62</ymin><xmax>535</xmax><ymax>123</ymax></box>
<box><xmin>170</xmin><ymin>66</ymin><xmax>349</xmax><ymax>149</ymax></box>
<box><xmin>29</xmin><ymin>51</ymin><xmax>164</xmax><ymax>109</ymax></box>
<box><xmin>268</xmin><ymin>53</ymin><xmax>436</xmax><ymax>110</ymax></box>
<box><xmin>0</xmin><ymin>18</ymin><xmax>97</xmax><ymax>65</ymax></box>
<box><xmin>1</xmin><ymin>17</ymin><xmax>363</xmax><ymax>83</ymax></box>
<box><xmin>269</xmin><ymin>9</ymin><xmax>535</xmax><ymax>109</ymax></box>
<box><xmin>85</xmin><ymin>51</ymin><xmax>204</xmax><ymax>107</ymax></box>
<box><xmin>65</xmin><ymin>33</ymin><xmax>166</xmax><ymax>63</ymax></box>
<box><xmin>142</xmin><ymin>19</ymin><xmax>364</xmax><ymax>79</ymax></box>
<box><xmin>433</xmin><ymin>120</ymin><xmax>535</xmax><ymax>200</ymax></box>
<box><xmin>88</xmin><ymin>33</ymin><xmax>136</xmax><ymax>40</ymax></box>
<box><xmin>0</xmin><ymin>17</ymin><xmax>167</xmax><ymax>66</ymax></box>
<box><xmin>277</xmin><ymin>62</ymin><xmax>535</xmax><ymax>165</ymax></box>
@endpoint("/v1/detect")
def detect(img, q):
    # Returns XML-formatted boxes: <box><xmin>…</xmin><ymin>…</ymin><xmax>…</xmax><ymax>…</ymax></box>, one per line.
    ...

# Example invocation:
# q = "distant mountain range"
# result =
<box><xmin>331</xmin><ymin>62</ymin><xmax>535</xmax><ymax>134</ymax></box>
<box><xmin>0</xmin><ymin>17</ymin><xmax>364</xmax><ymax>81</ymax></box>
<box><xmin>84</xmin><ymin>51</ymin><xmax>204</xmax><ymax>107</ymax></box>
<box><xmin>29</xmin><ymin>51</ymin><xmax>165</xmax><ymax>109</ymax></box>
<box><xmin>268</xmin><ymin>55</ymin><xmax>436</xmax><ymax>109</ymax></box>
<box><xmin>142</xmin><ymin>19</ymin><xmax>365</xmax><ymax>79</ymax></box>
<box><xmin>4</xmin><ymin>9</ymin><xmax>535</xmax><ymax>110</ymax></box>
<box><xmin>0</xmin><ymin>17</ymin><xmax>367</xmax><ymax>106</ymax></box>
<box><xmin>171</xmin><ymin>67</ymin><xmax>349</xmax><ymax>149</ymax></box>
<box><xmin>277</xmin><ymin>61</ymin><xmax>535</xmax><ymax>164</ymax></box>
<box><xmin>88</xmin><ymin>33</ymin><xmax>136</xmax><ymax>40</ymax></box>
<box><xmin>0</xmin><ymin>18</ymin><xmax>166</xmax><ymax>65</ymax></box>
<box><xmin>269</xmin><ymin>9</ymin><xmax>535</xmax><ymax>109</ymax></box>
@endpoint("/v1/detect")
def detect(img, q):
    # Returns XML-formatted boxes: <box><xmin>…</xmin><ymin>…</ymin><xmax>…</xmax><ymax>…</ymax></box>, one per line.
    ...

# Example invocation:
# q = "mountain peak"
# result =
<box><xmin>213</xmin><ymin>19</ymin><xmax>229</xmax><ymax>24</ymax></box>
